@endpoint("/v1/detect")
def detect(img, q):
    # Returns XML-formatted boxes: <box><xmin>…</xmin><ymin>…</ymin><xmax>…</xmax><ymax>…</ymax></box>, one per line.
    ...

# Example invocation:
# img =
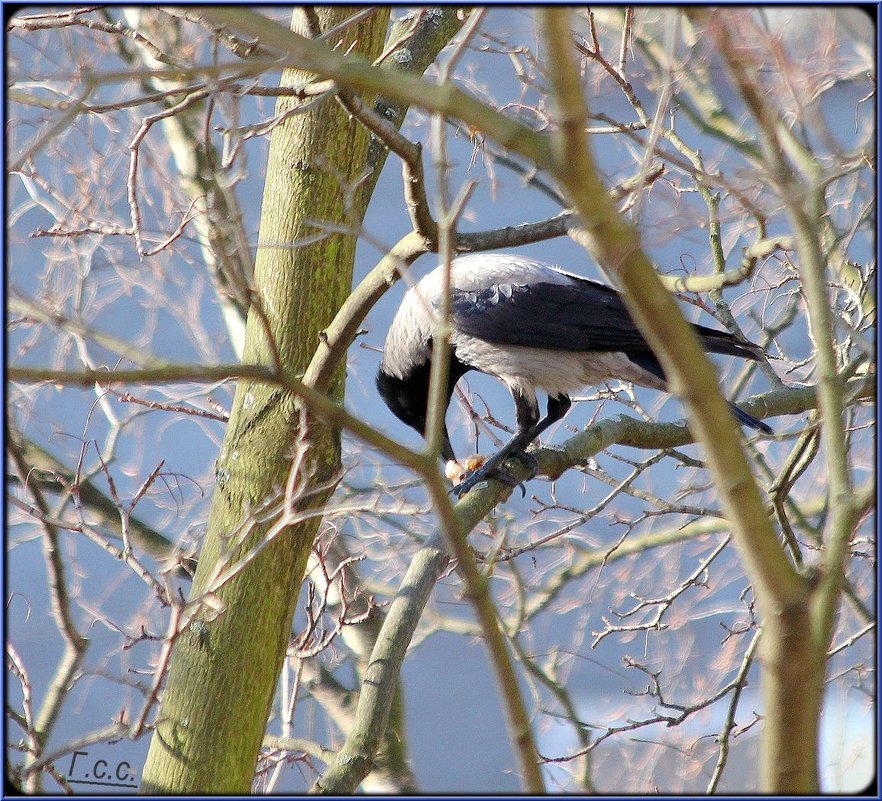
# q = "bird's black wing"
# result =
<box><xmin>451</xmin><ymin>279</ymin><xmax>655</xmax><ymax>353</ymax></box>
<box><xmin>451</xmin><ymin>278</ymin><xmax>763</xmax><ymax>360</ymax></box>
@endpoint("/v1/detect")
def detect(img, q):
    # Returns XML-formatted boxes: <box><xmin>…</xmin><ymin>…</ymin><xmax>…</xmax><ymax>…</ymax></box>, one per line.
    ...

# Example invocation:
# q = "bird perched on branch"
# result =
<box><xmin>376</xmin><ymin>253</ymin><xmax>772</xmax><ymax>496</ymax></box>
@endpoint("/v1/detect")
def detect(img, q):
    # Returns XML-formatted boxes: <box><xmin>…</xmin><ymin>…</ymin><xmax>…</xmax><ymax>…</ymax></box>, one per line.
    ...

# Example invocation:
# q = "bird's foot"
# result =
<box><xmin>448</xmin><ymin>451</ymin><xmax>537</xmax><ymax>498</ymax></box>
<box><xmin>452</xmin><ymin>462</ymin><xmax>523</xmax><ymax>497</ymax></box>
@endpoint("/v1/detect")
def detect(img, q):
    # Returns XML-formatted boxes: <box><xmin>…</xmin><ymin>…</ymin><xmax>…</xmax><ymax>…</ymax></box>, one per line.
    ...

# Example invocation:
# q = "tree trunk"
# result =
<box><xmin>140</xmin><ymin>8</ymin><xmax>390</xmax><ymax>792</ymax></box>
<box><xmin>760</xmin><ymin>606</ymin><xmax>823</xmax><ymax>790</ymax></box>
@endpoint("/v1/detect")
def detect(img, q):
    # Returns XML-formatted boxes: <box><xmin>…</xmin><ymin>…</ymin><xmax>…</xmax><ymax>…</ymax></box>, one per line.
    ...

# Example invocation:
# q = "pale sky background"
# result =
<box><xmin>6</xmin><ymin>6</ymin><xmax>875</xmax><ymax>793</ymax></box>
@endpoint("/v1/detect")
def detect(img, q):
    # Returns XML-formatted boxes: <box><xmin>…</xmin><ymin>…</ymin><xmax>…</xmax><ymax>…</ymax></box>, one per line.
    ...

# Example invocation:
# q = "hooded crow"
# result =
<box><xmin>376</xmin><ymin>253</ymin><xmax>772</xmax><ymax>495</ymax></box>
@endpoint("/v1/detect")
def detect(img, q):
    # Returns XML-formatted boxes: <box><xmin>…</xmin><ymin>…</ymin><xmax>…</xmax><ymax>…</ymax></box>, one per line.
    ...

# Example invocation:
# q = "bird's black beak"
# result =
<box><xmin>441</xmin><ymin>429</ymin><xmax>457</xmax><ymax>463</ymax></box>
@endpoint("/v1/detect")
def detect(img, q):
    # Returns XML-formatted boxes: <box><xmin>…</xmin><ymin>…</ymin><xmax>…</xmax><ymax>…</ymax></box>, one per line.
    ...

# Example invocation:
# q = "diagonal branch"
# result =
<box><xmin>198</xmin><ymin>8</ymin><xmax>553</xmax><ymax>168</ymax></box>
<box><xmin>537</xmin><ymin>8</ymin><xmax>806</xmax><ymax>613</ymax></box>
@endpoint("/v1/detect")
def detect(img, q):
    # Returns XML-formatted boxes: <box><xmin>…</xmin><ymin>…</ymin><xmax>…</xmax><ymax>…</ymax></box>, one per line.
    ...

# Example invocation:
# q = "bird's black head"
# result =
<box><xmin>376</xmin><ymin>353</ymin><xmax>471</xmax><ymax>462</ymax></box>
<box><xmin>376</xmin><ymin>363</ymin><xmax>431</xmax><ymax>437</ymax></box>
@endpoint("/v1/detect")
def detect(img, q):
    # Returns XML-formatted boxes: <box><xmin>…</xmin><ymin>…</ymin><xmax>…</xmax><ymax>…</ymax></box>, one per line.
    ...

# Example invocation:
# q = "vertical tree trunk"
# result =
<box><xmin>761</xmin><ymin>607</ymin><xmax>823</xmax><ymax>790</ymax></box>
<box><xmin>140</xmin><ymin>8</ymin><xmax>390</xmax><ymax>792</ymax></box>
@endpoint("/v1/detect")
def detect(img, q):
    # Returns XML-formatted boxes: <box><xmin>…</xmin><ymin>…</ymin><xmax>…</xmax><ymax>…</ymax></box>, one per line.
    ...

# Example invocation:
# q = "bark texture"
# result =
<box><xmin>140</xmin><ymin>8</ymin><xmax>390</xmax><ymax>792</ymax></box>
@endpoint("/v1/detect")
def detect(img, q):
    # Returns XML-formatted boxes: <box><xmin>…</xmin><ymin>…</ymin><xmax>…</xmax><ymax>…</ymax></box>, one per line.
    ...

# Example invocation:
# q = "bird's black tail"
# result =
<box><xmin>729</xmin><ymin>401</ymin><xmax>773</xmax><ymax>435</ymax></box>
<box><xmin>693</xmin><ymin>325</ymin><xmax>772</xmax><ymax>434</ymax></box>
<box><xmin>627</xmin><ymin>330</ymin><xmax>773</xmax><ymax>434</ymax></box>
<box><xmin>695</xmin><ymin>325</ymin><xmax>765</xmax><ymax>361</ymax></box>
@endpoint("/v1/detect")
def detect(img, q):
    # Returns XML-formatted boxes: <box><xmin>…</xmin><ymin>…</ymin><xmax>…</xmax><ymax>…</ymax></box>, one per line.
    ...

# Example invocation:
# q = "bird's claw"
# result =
<box><xmin>515</xmin><ymin>450</ymin><xmax>538</xmax><ymax>481</ymax></box>
<box><xmin>450</xmin><ymin>451</ymin><xmax>536</xmax><ymax>498</ymax></box>
<box><xmin>450</xmin><ymin>467</ymin><xmax>495</xmax><ymax>498</ymax></box>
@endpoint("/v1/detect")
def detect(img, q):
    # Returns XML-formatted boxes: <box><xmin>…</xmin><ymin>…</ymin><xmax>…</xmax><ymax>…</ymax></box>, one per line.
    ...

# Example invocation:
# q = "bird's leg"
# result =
<box><xmin>452</xmin><ymin>395</ymin><xmax>571</xmax><ymax>497</ymax></box>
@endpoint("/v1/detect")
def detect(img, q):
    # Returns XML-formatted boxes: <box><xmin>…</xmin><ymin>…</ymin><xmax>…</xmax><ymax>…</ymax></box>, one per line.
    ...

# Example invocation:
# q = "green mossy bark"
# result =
<box><xmin>140</xmin><ymin>8</ymin><xmax>390</xmax><ymax>793</ymax></box>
